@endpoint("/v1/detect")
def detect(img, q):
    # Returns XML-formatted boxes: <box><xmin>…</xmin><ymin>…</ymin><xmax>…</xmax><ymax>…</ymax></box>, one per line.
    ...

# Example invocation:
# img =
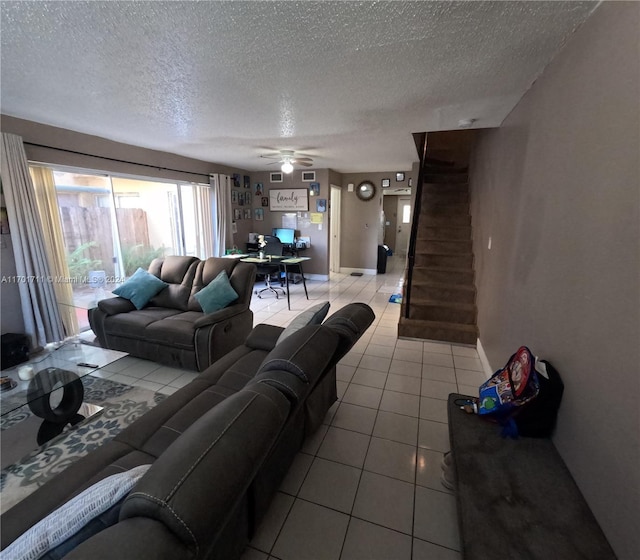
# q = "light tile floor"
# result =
<box><xmin>88</xmin><ymin>256</ymin><xmax>488</xmax><ymax>560</ymax></box>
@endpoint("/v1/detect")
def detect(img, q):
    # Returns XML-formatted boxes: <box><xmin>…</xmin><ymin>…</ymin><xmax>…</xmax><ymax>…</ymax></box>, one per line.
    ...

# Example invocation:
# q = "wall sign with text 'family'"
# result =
<box><xmin>269</xmin><ymin>189</ymin><xmax>309</xmax><ymax>211</ymax></box>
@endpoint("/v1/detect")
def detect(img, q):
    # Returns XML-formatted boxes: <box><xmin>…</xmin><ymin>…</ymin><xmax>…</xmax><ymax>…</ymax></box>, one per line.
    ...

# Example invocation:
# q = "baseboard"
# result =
<box><xmin>340</xmin><ymin>268</ymin><xmax>377</xmax><ymax>276</ymax></box>
<box><xmin>476</xmin><ymin>337</ymin><xmax>493</xmax><ymax>379</ymax></box>
<box><xmin>305</xmin><ymin>273</ymin><xmax>329</xmax><ymax>281</ymax></box>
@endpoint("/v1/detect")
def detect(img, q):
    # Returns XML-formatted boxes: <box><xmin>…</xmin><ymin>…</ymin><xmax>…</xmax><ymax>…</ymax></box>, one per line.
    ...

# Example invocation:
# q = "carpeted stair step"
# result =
<box><xmin>410</xmin><ymin>281</ymin><xmax>476</xmax><ymax>304</ymax></box>
<box><xmin>415</xmin><ymin>252</ymin><xmax>473</xmax><ymax>269</ymax></box>
<box><xmin>424</xmin><ymin>164</ymin><xmax>468</xmax><ymax>175</ymax></box>
<box><xmin>411</xmin><ymin>266</ymin><xmax>475</xmax><ymax>285</ymax></box>
<box><xmin>398</xmin><ymin>317</ymin><xmax>478</xmax><ymax>345</ymax></box>
<box><xmin>421</xmin><ymin>239</ymin><xmax>472</xmax><ymax>254</ymax></box>
<box><xmin>424</xmin><ymin>173</ymin><xmax>468</xmax><ymax>184</ymax></box>
<box><xmin>420</xmin><ymin>216</ymin><xmax>471</xmax><ymax>228</ymax></box>
<box><xmin>421</xmin><ymin>202</ymin><xmax>470</xmax><ymax>216</ymax></box>
<box><xmin>423</xmin><ymin>182</ymin><xmax>469</xmax><ymax>196</ymax></box>
<box><xmin>419</xmin><ymin>226</ymin><xmax>471</xmax><ymax>240</ymax></box>
<box><xmin>422</xmin><ymin>191</ymin><xmax>469</xmax><ymax>205</ymax></box>
<box><xmin>408</xmin><ymin>299</ymin><xmax>477</xmax><ymax>324</ymax></box>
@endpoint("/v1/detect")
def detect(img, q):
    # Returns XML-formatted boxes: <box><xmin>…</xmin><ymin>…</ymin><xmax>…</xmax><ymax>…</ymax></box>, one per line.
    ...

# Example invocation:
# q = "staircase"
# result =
<box><xmin>399</xmin><ymin>143</ymin><xmax>478</xmax><ymax>345</ymax></box>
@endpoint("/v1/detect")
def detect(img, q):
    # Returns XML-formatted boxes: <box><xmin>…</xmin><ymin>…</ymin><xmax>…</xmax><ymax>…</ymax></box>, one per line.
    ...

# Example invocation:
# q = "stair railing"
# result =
<box><xmin>405</xmin><ymin>132</ymin><xmax>428</xmax><ymax>319</ymax></box>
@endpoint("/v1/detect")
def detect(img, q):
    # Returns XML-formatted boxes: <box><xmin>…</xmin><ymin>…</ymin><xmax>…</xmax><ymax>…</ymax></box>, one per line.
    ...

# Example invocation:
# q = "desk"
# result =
<box><xmin>280</xmin><ymin>257</ymin><xmax>310</xmax><ymax>310</ymax></box>
<box><xmin>240</xmin><ymin>256</ymin><xmax>310</xmax><ymax>310</ymax></box>
<box><xmin>245</xmin><ymin>242</ymin><xmax>306</xmax><ymax>257</ymax></box>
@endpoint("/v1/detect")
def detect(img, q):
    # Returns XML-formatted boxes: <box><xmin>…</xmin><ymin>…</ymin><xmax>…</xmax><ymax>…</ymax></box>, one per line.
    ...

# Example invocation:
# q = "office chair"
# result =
<box><xmin>254</xmin><ymin>235</ymin><xmax>286</xmax><ymax>299</ymax></box>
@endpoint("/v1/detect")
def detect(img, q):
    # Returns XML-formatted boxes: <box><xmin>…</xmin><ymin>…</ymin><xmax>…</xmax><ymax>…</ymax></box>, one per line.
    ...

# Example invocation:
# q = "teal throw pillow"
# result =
<box><xmin>112</xmin><ymin>267</ymin><xmax>169</xmax><ymax>310</ymax></box>
<box><xmin>194</xmin><ymin>270</ymin><xmax>239</xmax><ymax>314</ymax></box>
<box><xmin>277</xmin><ymin>301</ymin><xmax>330</xmax><ymax>344</ymax></box>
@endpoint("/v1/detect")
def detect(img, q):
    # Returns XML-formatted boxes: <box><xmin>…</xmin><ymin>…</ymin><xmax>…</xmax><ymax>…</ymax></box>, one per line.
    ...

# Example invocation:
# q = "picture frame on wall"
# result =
<box><xmin>396</xmin><ymin>172</ymin><xmax>405</xmax><ymax>182</ymax></box>
<box><xmin>238</xmin><ymin>192</ymin><xmax>245</xmax><ymax>206</ymax></box>
<box><xmin>244</xmin><ymin>208</ymin><xmax>251</xmax><ymax>219</ymax></box>
<box><xmin>270</xmin><ymin>172</ymin><xmax>283</xmax><ymax>183</ymax></box>
<box><xmin>234</xmin><ymin>208</ymin><xmax>242</xmax><ymax>220</ymax></box>
<box><xmin>261</xmin><ymin>196</ymin><xmax>269</xmax><ymax>207</ymax></box>
<box><xmin>232</xmin><ymin>190</ymin><xmax>238</xmax><ymax>204</ymax></box>
<box><xmin>381</xmin><ymin>178</ymin><xmax>391</xmax><ymax>188</ymax></box>
<box><xmin>309</xmin><ymin>182</ymin><xmax>320</xmax><ymax>196</ymax></box>
<box><xmin>245</xmin><ymin>192</ymin><xmax>252</xmax><ymax>205</ymax></box>
<box><xmin>255</xmin><ymin>183</ymin><xmax>263</xmax><ymax>195</ymax></box>
<box><xmin>316</xmin><ymin>199</ymin><xmax>327</xmax><ymax>212</ymax></box>
<box><xmin>232</xmin><ymin>174</ymin><xmax>241</xmax><ymax>188</ymax></box>
<box><xmin>244</xmin><ymin>175</ymin><xmax>250</xmax><ymax>188</ymax></box>
<box><xmin>254</xmin><ymin>208</ymin><xmax>264</xmax><ymax>221</ymax></box>
<box><xmin>269</xmin><ymin>188</ymin><xmax>309</xmax><ymax>211</ymax></box>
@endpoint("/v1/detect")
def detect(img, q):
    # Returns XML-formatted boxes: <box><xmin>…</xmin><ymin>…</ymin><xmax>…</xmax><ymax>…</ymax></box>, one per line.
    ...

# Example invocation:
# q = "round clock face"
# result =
<box><xmin>356</xmin><ymin>181</ymin><xmax>376</xmax><ymax>201</ymax></box>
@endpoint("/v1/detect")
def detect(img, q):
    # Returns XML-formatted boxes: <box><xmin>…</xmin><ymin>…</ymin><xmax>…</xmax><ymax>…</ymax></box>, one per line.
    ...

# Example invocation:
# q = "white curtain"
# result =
<box><xmin>29</xmin><ymin>166</ymin><xmax>79</xmax><ymax>337</ymax></box>
<box><xmin>1</xmin><ymin>133</ymin><xmax>65</xmax><ymax>348</ymax></box>
<box><xmin>194</xmin><ymin>184</ymin><xmax>214</xmax><ymax>258</ymax></box>
<box><xmin>211</xmin><ymin>174</ymin><xmax>233</xmax><ymax>257</ymax></box>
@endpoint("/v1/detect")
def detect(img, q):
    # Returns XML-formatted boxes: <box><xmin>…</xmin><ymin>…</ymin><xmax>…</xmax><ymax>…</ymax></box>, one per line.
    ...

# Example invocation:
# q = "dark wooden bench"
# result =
<box><xmin>447</xmin><ymin>393</ymin><xmax>616</xmax><ymax>559</ymax></box>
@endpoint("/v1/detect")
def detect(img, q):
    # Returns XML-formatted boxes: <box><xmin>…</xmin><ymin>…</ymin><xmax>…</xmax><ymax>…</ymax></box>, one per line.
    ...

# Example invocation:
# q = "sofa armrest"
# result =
<box><xmin>97</xmin><ymin>297</ymin><xmax>136</xmax><ymax>316</ymax></box>
<box><xmin>62</xmin><ymin>517</ymin><xmax>187</xmax><ymax>560</ymax></box>
<box><xmin>193</xmin><ymin>303</ymin><xmax>248</xmax><ymax>329</ymax></box>
<box><xmin>119</xmin><ymin>384</ymin><xmax>289</xmax><ymax>554</ymax></box>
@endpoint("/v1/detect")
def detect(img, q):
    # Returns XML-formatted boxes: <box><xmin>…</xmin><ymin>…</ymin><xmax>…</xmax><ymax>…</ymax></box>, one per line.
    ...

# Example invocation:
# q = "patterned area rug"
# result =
<box><xmin>0</xmin><ymin>376</ymin><xmax>166</xmax><ymax>514</ymax></box>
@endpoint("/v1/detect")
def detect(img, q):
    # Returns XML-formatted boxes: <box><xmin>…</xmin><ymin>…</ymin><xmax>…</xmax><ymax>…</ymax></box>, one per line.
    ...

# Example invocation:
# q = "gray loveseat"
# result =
<box><xmin>1</xmin><ymin>302</ymin><xmax>375</xmax><ymax>560</ymax></box>
<box><xmin>89</xmin><ymin>256</ymin><xmax>256</xmax><ymax>371</ymax></box>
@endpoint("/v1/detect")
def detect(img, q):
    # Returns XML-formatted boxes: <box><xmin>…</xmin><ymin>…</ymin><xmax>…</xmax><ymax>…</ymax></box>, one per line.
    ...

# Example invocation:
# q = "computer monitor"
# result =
<box><xmin>271</xmin><ymin>228</ymin><xmax>295</xmax><ymax>245</ymax></box>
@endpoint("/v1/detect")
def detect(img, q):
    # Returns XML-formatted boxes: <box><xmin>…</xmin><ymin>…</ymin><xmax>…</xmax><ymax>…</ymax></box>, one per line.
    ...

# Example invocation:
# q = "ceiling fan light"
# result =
<box><xmin>281</xmin><ymin>161</ymin><xmax>294</xmax><ymax>174</ymax></box>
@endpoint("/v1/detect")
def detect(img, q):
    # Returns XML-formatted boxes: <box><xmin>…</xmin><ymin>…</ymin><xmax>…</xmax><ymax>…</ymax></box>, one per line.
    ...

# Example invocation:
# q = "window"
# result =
<box><xmin>402</xmin><ymin>204</ymin><xmax>411</xmax><ymax>224</ymax></box>
<box><xmin>32</xmin><ymin>166</ymin><xmax>212</xmax><ymax>330</ymax></box>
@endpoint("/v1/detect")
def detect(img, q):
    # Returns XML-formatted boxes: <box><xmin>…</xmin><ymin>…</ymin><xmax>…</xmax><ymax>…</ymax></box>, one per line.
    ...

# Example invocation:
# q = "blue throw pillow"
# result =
<box><xmin>194</xmin><ymin>270</ymin><xmax>239</xmax><ymax>314</ymax></box>
<box><xmin>112</xmin><ymin>267</ymin><xmax>169</xmax><ymax>310</ymax></box>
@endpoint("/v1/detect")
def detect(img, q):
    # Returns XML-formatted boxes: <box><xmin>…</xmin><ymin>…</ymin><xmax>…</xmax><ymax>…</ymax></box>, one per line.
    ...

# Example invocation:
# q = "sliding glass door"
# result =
<box><xmin>30</xmin><ymin>165</ymin><xmax>211</xmax><ymax>333</ymax></box>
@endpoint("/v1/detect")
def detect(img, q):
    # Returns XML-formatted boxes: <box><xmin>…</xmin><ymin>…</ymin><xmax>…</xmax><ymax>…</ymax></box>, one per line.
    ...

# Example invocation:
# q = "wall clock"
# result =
<box><xmin>356</xmin><ymin>181</ymin><xmax>376</xmax><ymax>201</ymax></box>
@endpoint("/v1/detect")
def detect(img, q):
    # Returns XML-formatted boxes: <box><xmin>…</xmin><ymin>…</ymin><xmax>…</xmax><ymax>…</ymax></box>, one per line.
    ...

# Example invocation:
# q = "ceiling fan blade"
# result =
<box><xmin>294</xmin><ymin>157</ymin><xmax>313</xmax><ymax>163</ymax></box>
<box><xmin>296</xmin><ymin>161</ymin><xmax>314</xmax><ymax>167</ymax></box>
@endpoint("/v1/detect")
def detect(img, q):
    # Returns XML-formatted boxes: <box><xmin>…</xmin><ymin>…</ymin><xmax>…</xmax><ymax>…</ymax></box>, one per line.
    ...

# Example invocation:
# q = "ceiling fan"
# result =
<box><xmin>260</xmin><ymin>150</ymin><xmax>313</xmax><ymax>173</ymax></box>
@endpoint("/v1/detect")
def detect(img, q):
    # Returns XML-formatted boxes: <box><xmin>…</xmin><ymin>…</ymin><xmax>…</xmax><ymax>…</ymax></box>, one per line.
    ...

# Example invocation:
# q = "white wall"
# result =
<box><xmin>469</xmin><ymin>4</ymin><xmax>639</xmax><ymax>558</ymax></box>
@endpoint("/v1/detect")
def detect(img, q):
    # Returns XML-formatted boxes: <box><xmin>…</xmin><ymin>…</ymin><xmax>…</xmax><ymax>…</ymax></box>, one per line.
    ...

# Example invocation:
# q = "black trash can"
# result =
<box><xmin>377</xmin><ymin>245</ymin><xmax>388</xmax><ymax>274</ymax></box>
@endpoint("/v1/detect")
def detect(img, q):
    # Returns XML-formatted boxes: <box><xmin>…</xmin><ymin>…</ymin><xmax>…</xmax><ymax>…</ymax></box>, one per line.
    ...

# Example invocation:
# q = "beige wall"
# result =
<box><xmin>1</xmin><ymin>115</ymin><xmax>242</xmax><ymax>183</ymax></box>
<box><xmin>469</xmin><ymin>4</ymin><xmax>639</xmax><ymax>558</ymax></box>
<box><xmin>339</xmin><ymin>172</ymin><xmax>405</xmax><ymax>271</ymax></box>
<box><xmin>247</xmin><ymin>169</ymin><xmax>331</xmax><ymax>277</ymax></box>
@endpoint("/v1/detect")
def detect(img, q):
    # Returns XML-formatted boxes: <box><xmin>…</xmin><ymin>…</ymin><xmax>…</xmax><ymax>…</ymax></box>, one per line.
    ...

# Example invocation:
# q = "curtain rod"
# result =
<box><xmin>23</xmin><ymin>141</ymin><xmax>213</xmax><ymax>180</ymax></box>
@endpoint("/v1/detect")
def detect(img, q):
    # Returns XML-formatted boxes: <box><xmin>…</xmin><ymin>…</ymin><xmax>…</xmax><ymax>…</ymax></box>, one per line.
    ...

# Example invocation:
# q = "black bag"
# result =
<box><xmin>514</xmin><ymin>360</ymin><xmax>564</xmax><ymax>437</ymax></box>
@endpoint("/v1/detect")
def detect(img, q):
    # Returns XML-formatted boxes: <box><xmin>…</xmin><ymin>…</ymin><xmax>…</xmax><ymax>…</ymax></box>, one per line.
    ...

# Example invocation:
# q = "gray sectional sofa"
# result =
<box><xmin>1</xmin><ymin>302</ymin><xmax>375</xmax><ymax>560</ymax></box>
<box><xmin>89</xmin><ymin>256</ymin><xmax>256</xmax><ymax>371</ymax></box>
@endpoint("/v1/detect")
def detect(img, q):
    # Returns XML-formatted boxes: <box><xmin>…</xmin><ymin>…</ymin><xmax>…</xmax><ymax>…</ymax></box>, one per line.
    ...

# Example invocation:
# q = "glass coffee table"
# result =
<box><xmin>0</xmin><ymin>342</ymin><xmax>126</xmax><ymax>464</ymax></box>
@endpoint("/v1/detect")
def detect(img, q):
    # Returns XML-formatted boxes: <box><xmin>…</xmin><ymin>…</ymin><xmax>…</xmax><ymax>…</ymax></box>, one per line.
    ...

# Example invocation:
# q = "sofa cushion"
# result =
<box><xmin>144</xmin><ymin>312</ymin><xmax>201</xmax><ymax>348</ymax></box>
<box><xmin>322</xmin><ymin>303</ymin><xmax>376</xmax><ymax>361</ymax></box>
<box><xmin>113</xmin><ymin>268</ymin><xmax>169</xmax><ymax>310</ymax></box>
<box><xmin>148</xmin><ymin>256</ymin><xmax>200</xmax><ymax>311</ymax></box>
<box><xmin>258</xmin><ymin>325</ymin><xmax>339</xmax><ymax>384</ymax></box>
<box><xmin>277</xmin><ymin>301</ymin><xmax>330</xmax><ymax>344</ymax></box>
<box><xmin>194</xmin><ymin>270</ymin><xmax>239</xmax><ymax>314</ymax></box>
<box><xmin>2</xmin><ymin>464</ymin><xmax>150</xmax><ymax>560</ymax></box>
<box><xmin>104</xmin><ymin>308</ymin><xmax>182</xmax><ymax>338</ymax></box>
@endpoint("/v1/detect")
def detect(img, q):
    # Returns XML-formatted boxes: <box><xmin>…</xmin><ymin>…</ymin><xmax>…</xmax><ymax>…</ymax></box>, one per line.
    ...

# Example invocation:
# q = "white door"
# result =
<box><xmin>395</xmin><ymin>196</ymin><xmax>412</xmax><ymax>257</ymax></box>
<box><xmin>330</xmin><ymin>185</ymin><xmax>341</xmax><ymax>272</ymax></box>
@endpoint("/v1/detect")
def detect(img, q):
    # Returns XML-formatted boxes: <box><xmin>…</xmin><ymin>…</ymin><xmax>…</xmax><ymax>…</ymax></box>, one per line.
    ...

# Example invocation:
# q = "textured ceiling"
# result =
<box><xmin>1</xmin><ymin>1</ymin><xmax>597</xmax><ymax>173</ymax></box>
